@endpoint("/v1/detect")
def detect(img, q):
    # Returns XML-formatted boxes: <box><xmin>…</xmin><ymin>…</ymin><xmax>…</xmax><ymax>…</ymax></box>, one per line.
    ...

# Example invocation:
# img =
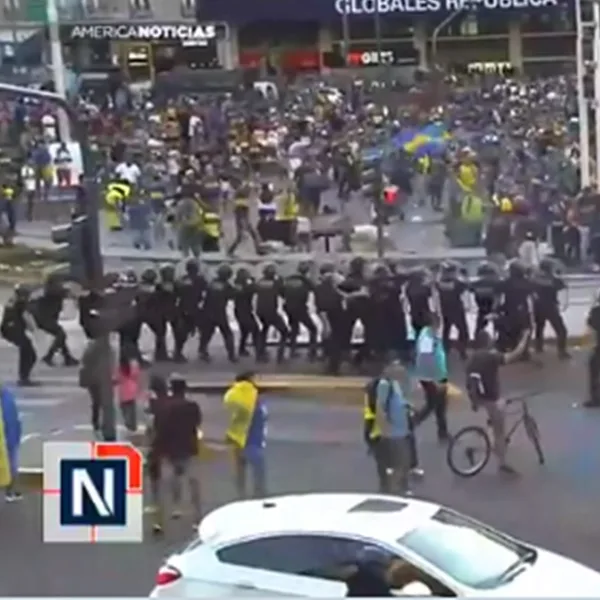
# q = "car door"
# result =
<box><xmin>213</xmin><ymin>534</ymin><xmax>361</xmax><ymax>596</ymax></box>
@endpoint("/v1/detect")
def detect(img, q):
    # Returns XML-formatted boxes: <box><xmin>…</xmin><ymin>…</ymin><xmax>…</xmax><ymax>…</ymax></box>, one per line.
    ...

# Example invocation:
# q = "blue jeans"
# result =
<box><xmin>233</xmin><ymin>446</ymin><xmax>266</xmax><ymax>499</ymax></box>
<box><xmin>133</xmin><ymin>228</ymin><xmax>151</xmax><ymax>249</ymax></box>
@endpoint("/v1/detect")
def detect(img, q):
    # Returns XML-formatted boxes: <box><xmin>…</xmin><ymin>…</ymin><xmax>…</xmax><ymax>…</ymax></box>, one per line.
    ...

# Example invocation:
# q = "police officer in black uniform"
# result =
<box><xmin>532</xmin><ymin>258</ymin><xmax>569</xmax><ymax>359</ymax></box>
<box><xmin>116</xmin><ymin>268</ymin><xmax>146</xmax><ymax>365</ymax></box>
<box><xmin>1</xmin><ymin>284</ymin><xmax>37</xmax><ymax>385</ymax></box>
<box><xmin>315</xmin><ymin>262</ymin><xmax>346</xmax><ymax>374</ymax></box>
<box><xmin>339</xmin><ymin>257</ymin><xmax>371</xmax><ymax>364</ymax></box>
<box><xmin>405</xmin><ymin>266</ymin><xmax>433</xmax><ymax>339</ymax></box>
<box><xmin>368</xmin><ymin>263</ymin><xmax>395</xmax><ymax>360</ymax></box>
<box><xmin>232</xmin><ymin>267</ymin><xmax>259</xmax><ymax>358</ymax></box>
<box><xmin>383</xmin><ymin>261</ymin><xmax>410</xmax><ymax>362</ymax></box>
<box><xmin>78</xmin><ymin>288</ymin><xmax>102</xmax><ymax>339</ymax></box>
<box><xmin>137</xmin><ymin>267</ymin><xmax>164</xmax><ymax>361</ymax></box>
<box><xmin>153</xmin><ymin>264</ymin><xmax>178</xmax><ymax>361</ymax></box>
<box><xmin>255</xmin><ymin>264</ymin><xmax>288</xmax><ymax>363</ymax></box>
<box><xmin>174</xmin><ymin>258</ymin><xmax>206</xmax><ymax>362</ymax></box>
<box><xmin>498</xmin><ymin>260</ymin><xmax>533</xmax><ymax>355</ymax></box>
<box><xmin>199</xmin><ymin>263</ymin><xmax>236</xmax><ymax>362</ymax></box>
<box><xmin>585</xmin><ymin>292</ymin><xmax>600</xmax><ymax>407</ymax></box>
<box><xmin>32</xmin><ymin>273</ymin><xmax>78</xmax><ymax>366</ymax></box>
<box><xmin>436</xmin><ymin>261</ymin><xmax>469</xmax><ymax>359</ymax></box>
<box><xmin>471</xmin><ymin>260</ymin><xmax>502</xmax><ymax>334</ymax></box>
<box><xmin>282</xmin><ymin>261</ymin><xmax>317</xmax><ymax>361</ymax></box>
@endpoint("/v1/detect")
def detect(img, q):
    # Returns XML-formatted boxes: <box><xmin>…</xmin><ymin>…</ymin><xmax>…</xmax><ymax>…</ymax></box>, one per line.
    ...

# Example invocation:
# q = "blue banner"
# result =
<box><xmin>199</xmin><ymin>0</ymin><xmax>566</xmax><ymax>23</ymax></box>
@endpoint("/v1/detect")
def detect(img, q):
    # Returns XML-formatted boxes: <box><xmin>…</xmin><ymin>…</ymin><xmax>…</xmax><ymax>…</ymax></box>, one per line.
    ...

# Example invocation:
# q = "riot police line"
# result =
<box><xmin>0</xmin><ymin>253</ymin><xmax>571</xmax><ymax>384</ymax></box>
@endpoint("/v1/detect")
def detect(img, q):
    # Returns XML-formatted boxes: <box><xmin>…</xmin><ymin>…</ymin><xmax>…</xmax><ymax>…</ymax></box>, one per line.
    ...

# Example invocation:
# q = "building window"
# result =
<box><xmin>460</xmin><ymin>14</ymin><xmax>478</xmax><ymax>36</ymax></box>
<box><xmin>130</xmin><ymin>0</ymin><xmax>151</xmax><ymax>13</ymax></box>
<box><xmin>521</xmin><ymin>8</ymin><xmax>573</xmax><ymax>33</ymax></box>
<box><xmin>3</xmin><ymin>0</ymin><xmax>19</xmax><ymax>19</ymax></box>
<box><xmin>181</xmin><ymin>0</ymin><xmax>195</xmax><ymax>15</ymax></box>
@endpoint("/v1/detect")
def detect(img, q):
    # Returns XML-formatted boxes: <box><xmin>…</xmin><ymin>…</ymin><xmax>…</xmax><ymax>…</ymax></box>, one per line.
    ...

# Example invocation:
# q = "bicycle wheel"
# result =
<box><xmin>523</xmin><ymin>413</ymin><xmax>545</xmax><ymax>465</ymax></box>
<box><xmin>446</xmin><ymin>426</ymin><xmax>492</xmax><ymax>477</ymax></box>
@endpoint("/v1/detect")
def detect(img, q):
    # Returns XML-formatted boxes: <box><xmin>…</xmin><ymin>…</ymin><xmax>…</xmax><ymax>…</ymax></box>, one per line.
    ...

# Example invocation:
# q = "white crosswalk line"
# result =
<box><xmin>17</xmin><ymin>398</ymin><xmax>69</xmax><ymax>408</ymax></box>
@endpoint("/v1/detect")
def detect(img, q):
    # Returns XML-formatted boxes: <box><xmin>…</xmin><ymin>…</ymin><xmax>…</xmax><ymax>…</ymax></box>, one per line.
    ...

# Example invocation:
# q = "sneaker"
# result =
<box><xmin>171</xmin><ymin>509</ymin><xmax>183</xmax><ymax>520</ymax></box>
<box><xmin>498</xmin><ymin>464</ymin><xmax>519</xmax><ymax>476</ymax></box>
<box><xmin>410</xmin><ymin>468</ymin><xmax>425</xmax><ymax>479</ymax></box>
<box><xmin>5</xmin><ymin>491</ymin><xmax>23</xmax><ymax>503</ymax></box>
<box><xmin>152</xmin><ymin>523</ymin><xmax>163</xmax><ymax>535</ymax></box>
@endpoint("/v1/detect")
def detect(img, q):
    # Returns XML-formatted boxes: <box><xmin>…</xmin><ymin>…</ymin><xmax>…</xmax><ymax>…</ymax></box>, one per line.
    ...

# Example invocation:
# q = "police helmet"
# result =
<box><xmin>159</xmin><ymin>263</ymin><xmax>176</xmax><ymax>282</ymax></box>
<box><xmin>507</xmin><ymin>258</ymin><xmax>527</xmax><ymax>278</ymax></box>
<box><xmin>263</xmin><ymin>264</ymin><xmax>277</xmax><ymax>278</ymax></box>
<box><xmin>119</xmin><ymin>267</ymin><xmax>137</xmax><ymax>284</ymax></box>
<box><xmin>440</xmin><ymin>260</ymin><xmax>459</xmax><ymax>277</ymax></box>
<box><xmin>319</xmin><ymin>262</ymin><xmax>335</xmax><ymax>276</ymax></box>
<box><xmin>349</xmin><ymin>256</ymin><xmax>366</xmax><ymax>274</ymax></box>
<box><xmin>297</xmin><ymin>261</ymin><xmax>311</xmax><ymax>275</ymax></box>
<box><xmin>14</xmin><ymin>283</ymin><xmax>32</xmax><ymax>300</ymax></box>
<box><xmin>235</xmin><ymin>267</ymin><xmax>251</xmax><ymax>282</ymax></box>
<box><xmin>217</xmin><ymin>263</ymin><xmax>232</xmax><ymax>280</ymax></box>
<box><xmin>476</xmin><ymin>260</ymin><xmax>499</xmax><ymax>278</ymax></box>
<box><xmin>140</xmin><ymin>268</ymin><xmax>158</xmax><ymax>285</ymax></box>
<box><xmin>185</xmin><ymin>258</ymin><xmax>200</xmax><ymax>276</ymax></box>
<box><xmin>408</xmin><ymin>265</ymin><xmax>429</xmax><ymax>282</ymax></box>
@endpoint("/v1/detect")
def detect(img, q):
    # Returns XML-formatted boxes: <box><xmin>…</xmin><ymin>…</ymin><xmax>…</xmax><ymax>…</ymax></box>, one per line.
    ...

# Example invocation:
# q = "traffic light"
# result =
<box><xmin>50</xmin><ymin>215</ymin><xmax>92</xmax><ymax>283</ymax></box>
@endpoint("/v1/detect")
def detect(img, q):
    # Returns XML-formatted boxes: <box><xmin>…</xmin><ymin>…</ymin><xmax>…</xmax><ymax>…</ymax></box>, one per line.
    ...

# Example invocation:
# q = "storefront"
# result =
<box><xmin>197</xmin><ymin>0</ymin><xmax>575</xmax><ymax>72</ymax></box>
<box><xmin>60</xmin><ymin>23</ymin><xmax>232</xmax><ymax>82</ymax></box>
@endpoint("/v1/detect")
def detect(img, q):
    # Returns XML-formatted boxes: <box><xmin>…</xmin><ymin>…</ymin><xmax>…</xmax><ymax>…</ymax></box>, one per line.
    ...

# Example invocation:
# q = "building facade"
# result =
<box><xmin>0</xmin><ymin>0</ymin><xmax>234</xmax><ymax>79</ymax></box>
<box><xmin>0</xmin><ymin>0</ymin><xmax>577</xmax><ymax>77</ymax></box>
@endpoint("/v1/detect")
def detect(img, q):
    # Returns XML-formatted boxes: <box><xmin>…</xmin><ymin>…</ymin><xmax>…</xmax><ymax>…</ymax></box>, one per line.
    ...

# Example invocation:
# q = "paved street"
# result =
<box><xmin>2</xmin><ymin>363</ymin><xmax>600</xmax><ymax>595</ymax></box>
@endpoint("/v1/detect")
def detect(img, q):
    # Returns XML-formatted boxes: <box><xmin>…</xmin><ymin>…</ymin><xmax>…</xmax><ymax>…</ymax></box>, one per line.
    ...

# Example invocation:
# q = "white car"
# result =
<box><xmin>150</xmin><ymin>493</ymin><xmax>600</xmax><ymax>597</ymax></box>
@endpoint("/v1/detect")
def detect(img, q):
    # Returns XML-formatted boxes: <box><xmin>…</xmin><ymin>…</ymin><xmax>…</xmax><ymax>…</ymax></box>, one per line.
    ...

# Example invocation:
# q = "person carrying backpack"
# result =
<box><xmin>363</xmin><ymin>362</ymin><xmax>412</xmax><ymax>494</ymax></box>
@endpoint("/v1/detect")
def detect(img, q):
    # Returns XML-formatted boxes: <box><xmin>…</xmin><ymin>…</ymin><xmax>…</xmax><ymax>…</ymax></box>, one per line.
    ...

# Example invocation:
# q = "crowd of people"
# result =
<box><xmin>2</xmin><ymin>69</ymin><xmax>600</xmax><ymax>529</ymax></box>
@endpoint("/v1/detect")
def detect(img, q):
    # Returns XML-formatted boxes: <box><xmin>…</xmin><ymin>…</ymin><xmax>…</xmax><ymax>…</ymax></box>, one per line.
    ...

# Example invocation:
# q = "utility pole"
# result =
<box><xmin>0</xmin><ymin>83</ymin><xmax>119</xmax><ymax>442</ymax></box>
<box><xmin>575</xmin><ymin>0</ymin><xmax>591</xmax><ymax>187</ymax></box>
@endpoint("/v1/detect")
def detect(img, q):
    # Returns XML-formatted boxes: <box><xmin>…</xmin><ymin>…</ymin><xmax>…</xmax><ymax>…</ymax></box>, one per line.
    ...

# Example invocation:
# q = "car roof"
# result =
<box><xmin>198</xmin><ymin>493</ymin><xmax>440</xmax><ymax>547</ymax></box>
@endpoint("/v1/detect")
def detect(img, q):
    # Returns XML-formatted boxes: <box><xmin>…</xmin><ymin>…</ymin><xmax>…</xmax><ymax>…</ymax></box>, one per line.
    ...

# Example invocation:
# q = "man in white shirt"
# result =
<box><xmin>115</xmin><ymin>159</ymin><xmax>141</xmax><ymax>186</ymax></box>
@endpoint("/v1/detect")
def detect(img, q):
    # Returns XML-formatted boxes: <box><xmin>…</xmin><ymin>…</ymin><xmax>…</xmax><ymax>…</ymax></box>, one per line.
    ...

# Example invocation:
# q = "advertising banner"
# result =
<box><xmin>199</xmin><ymin>0</ymin><xmax>565</xmax><ymax>22</ymax></box>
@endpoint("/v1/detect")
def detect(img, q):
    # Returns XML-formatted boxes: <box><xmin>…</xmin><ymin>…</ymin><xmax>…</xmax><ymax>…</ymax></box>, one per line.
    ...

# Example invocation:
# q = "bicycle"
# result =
<box><xmin>446</xmin><ymin>395</ymin><xmax>545</xmax><ymax>477</ymax></box>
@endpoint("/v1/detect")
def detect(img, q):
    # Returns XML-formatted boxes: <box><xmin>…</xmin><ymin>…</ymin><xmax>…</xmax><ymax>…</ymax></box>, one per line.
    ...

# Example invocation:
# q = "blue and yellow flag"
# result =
<box><xmin>224</xmin><ymin>381</ymin><xmax>265</xmax><ymax>450</ymax></box>
<box><xmin>0</xmin><ymin>385</ymin><xmax>21</xmax><ymax>487</ymax></box>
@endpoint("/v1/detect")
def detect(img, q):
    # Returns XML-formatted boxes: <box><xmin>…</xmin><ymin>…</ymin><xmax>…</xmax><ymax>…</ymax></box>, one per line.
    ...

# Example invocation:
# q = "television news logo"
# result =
<box><xmin>347</xmin><ymin>50</ymin><xmax>395</xmax><ymax>66</ymax></box>
<box><xmin>43</xmin><ymin>442</ymin><xmax>143</xmax><ymax>543</ymax></box>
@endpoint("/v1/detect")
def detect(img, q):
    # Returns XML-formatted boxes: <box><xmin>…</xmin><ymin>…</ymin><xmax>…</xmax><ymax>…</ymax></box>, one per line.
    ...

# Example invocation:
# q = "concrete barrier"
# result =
<box><xmin>188</xmin><ymin>374</ymin><xmax>370</xmax><ymax>404</ymax></box>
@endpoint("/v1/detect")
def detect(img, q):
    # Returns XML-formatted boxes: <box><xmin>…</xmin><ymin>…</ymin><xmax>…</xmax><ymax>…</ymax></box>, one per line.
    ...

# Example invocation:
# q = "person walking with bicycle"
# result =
<box><xmin>465</xmin><ymin>328</ymin><xmax>531</xmax><ymax>475</ymax></box>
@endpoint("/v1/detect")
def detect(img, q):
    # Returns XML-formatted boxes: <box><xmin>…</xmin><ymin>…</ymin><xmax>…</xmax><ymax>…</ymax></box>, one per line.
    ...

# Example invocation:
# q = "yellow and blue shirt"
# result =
<box><xmin>224</xmin><ymin>381</ymin><xmax>267</xmax><ymax>458</ymax></box>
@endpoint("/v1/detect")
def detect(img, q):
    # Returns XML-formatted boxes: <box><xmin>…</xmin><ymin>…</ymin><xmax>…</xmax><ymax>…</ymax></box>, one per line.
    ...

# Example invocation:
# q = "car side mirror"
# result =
<box><xmin>393</xmin><ymin>581</ymin><xmax>433</xmax><ymax>596</ymax></box>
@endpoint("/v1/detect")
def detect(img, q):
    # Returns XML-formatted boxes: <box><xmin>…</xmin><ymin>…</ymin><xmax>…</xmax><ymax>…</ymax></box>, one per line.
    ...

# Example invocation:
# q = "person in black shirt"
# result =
<box><xmin>531</xmin><ymin>258</ymin><xmax>569</xmax><ymax>359</ymax></box>
<box><xmin>151</xmin><ymin>375</ymin><xmax>202</xmax><ymax>534</ymax></box>
<box><xmin>585</xmin><ymin>296</ymin><xmax>600</xmax><ymax>407</ymax></box>
<box><xmin>466</xmin><ymin>329</ymin><xmax>530</xmax><ymax>474</ymax></box>
<box><xmin>1</xmin><ymin>284</ymin><xmax>38</xmax><ymax>385</ymax></box>
<box><xmin>497</xmin><ymin>260</ymin><xmax>533</xmax><ymax>357</ymax></box>
<box><xmin>436</xmin><ymin>261</ymin><xmax>469</xmax><ymax>359</ymax></box>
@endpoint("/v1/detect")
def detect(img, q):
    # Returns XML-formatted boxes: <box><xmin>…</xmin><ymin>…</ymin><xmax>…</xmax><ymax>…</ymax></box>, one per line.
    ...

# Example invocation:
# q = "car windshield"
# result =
<box><xmin>398</xmin><ymin>509</ymin><xmax>533</xmax><ymax>589</ymax></box>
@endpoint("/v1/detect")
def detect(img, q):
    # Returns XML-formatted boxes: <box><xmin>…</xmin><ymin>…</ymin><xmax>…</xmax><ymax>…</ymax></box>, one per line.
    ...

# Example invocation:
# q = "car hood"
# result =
<box><xmin>494</xmin><ymin>549</ymin><xmax>600</xmax><ymax>597</ymax></box>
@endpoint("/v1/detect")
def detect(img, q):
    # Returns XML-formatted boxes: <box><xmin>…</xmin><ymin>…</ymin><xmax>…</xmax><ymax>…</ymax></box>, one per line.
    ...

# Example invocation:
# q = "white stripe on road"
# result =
<box><xmin>17</xmin><ymin>398</ymin><xmax>66</xmax><ymax>408</ymax></box>
<box><xmin>20</xmin><ymin>433</ymin><xmax>41</xmax><ymax>443</ymax></box>
<box><xmin>73</xmin><ymin>423</ymin><xmax>129</xmax><ymax>432</ymax></box>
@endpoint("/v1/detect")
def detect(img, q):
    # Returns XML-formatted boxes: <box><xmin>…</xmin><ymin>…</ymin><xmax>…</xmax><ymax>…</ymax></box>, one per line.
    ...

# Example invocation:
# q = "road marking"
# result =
<box><xmin>73</xmin><ymin>423</ymin><xmax>128</xmax><ymax>432</ymax></box>
<box><xmin>21</xmin><ymin>433</ymin><xmax>41</xmax><ymax>443</ymax></box>
<box><xmin>16</xmin><ymin>399</ymin><xmax>66</xmax><ymax>408</ymax></box>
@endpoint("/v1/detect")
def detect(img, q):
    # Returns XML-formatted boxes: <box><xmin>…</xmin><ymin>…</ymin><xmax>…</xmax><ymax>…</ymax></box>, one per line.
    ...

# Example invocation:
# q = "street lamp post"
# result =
<box><xmin>46</xmin><ymin>0</ymin><xmax>71</xmax><ymax>140</ymax></box>
<box><xmin>576</xmin><ymin>0</ymin><xmax>591</xmax><ymax>188</ymax></box>
<box><xmin>431</xmin><ymin>7</ymin><xmax>468</xmax><ymax>67</ymax></box>
<box><xmin>593</xmin><ymin>0</ymin><xmax>600</xmax><ymax>189</ymax></box>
